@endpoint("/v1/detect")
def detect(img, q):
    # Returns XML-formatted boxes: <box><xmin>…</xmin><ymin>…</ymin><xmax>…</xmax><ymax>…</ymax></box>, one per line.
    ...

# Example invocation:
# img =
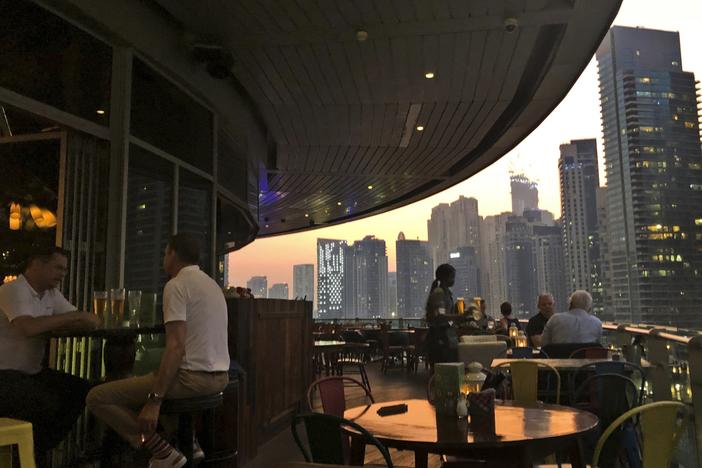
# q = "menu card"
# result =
<box><xmin>434</xmin><ymin>362</ymin><xmax>463</xmax><ymax>415</ymax></box>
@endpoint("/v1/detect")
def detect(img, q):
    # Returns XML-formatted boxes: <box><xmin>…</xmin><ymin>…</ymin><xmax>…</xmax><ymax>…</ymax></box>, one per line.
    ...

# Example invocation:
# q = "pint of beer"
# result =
<box><xmin>110</xmin><ymin>288</ymin><xmax>126</xmax><ymax>326</ymax></box>
<box><xmin>93</xmin><ymin>291</ymin><xmax>108</xmax><ymax>322</ymax></box>
<box><xmin>456</xmin><ymin>297</ymin><xmax>465</xmax><ymax>315</ymax></box>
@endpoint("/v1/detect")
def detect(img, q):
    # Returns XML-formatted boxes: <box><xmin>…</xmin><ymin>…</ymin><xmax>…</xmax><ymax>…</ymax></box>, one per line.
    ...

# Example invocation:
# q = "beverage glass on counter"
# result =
<box><xmin>140</xmin><ymin>292</ymin><xmax>158</xmax><ymax>326</ymax></box>
<box><xmin>456</xmin><ymin>297</ymin><xmax>465</xmax><ymax>315</ymax></box>
<box><xmin>93</xmin><ymin>291</ymin><xmax>108</xmax><ymax>324</ymax></box>
<box><xmin>128</xmin><ymin>290</ymin><xmax>142</xmax><ymax>327</ymax></box>
<box><xmin>110</xmin><ymin>288</ymin><xmax>127</xmax><ymax>327</ymax></box>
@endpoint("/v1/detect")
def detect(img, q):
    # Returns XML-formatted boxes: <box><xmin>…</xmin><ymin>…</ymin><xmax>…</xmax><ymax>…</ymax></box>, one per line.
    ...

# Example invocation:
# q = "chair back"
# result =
<box><xmin>542</xmin><ymin>342</ymin><xmax>603</xmax><ymax>358</ymax></box>
<box><xmin>592</xmin><ymin>401</ymin><xmax>686</xmax><ymax>468</ymax></box>
<box><xmin>306</xmin><ymin>377</ymin><xmax>374</xmax><ymax>417</ymax></box>
<box><xmin>494</xmin><ymin>360</ymin><xmax>561</xmax><ymax>404</ymax></box>
<box><xmin>572</xmin><ymin>361</ymin><xmax>647</xmax><ymax>405</ymax></box>
<box><xmin>426</xmin><ymin>374</ymin><xmax>436</xmax><ymax>404</ymax></box>
<box><xmin>291</xmin><ymin>413</ymin><xmax>394</xmax><ymax>467</ymax></box>
<box><xmin>511</xmin><ymin>347</ymin><xmax>533</xmax><ymax>359</ymax></box>
<box><xmin>569</xmin><ymin>346</ymin><xmax>609</xmax><ymax>358</ymax></box>
<box><xmin>459</xmin><ymin>335</ymin><xmax>497</xmax><ymax>344</ymax></box>
<box><xmin>457</xmin><ymin>341</ymin><xmax>507</xmax><ymax>368</ymax></box>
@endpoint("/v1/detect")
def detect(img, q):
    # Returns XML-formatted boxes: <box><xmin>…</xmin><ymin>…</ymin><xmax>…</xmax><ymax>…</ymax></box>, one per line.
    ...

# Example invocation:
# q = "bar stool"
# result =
<box><xmin>0</xmin><ymin>418</ymin><xmax>35</xmax><ymax>468</ymax></box>
<box><xmin>160</xmin><ymin>393</ymin><xmax>224</xmax><ymax>466</ymax></box>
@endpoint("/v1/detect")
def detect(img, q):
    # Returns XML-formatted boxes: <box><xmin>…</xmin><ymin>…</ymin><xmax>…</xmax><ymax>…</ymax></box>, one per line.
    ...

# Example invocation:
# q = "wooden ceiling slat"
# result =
<box><xmin>235</xmin><ymin>50</ymin><xmax>283</xmax><ymax>106</ymax></box>
<box><xmin>355</xmin><ymin>0</ymin><xmax>384</xmax><ymax>24</ymax></box>
<box><xmin>412</xmin><ymin>0</ymin><xmax>434</xmax><ymax>22</ymax></box>
<box><xmin>296</xmin><ymin>46</ymin><xmax>335</xmax><ymax>105</ymax></box>
<box><xmin>449</xmin><ymin>31</ymin><xmax>471</xmax><ymax>100</ymax></box>
<box><xmin>343</xmin><ymin>41</ymin><xmax>373</xmax><ymax>104</ymax></box>
<box><xmin>252</xmin><ymin>49</ymin><xmax>297</xmax><ymax>105</ymax></box>
<box><xmin>391</xmin><ymin>0</ymin><xmax>415</xmax><ymax>22</ymax></box>
<box><xmin>390</xmin><ymin>36</ymin><xmax>410</xmax><ymax>102</ymax></box>
<box><xmin>275</xmin><ymin>0</ymin><xmax>312</xmax><ymax>30</ymax></box>
<box><xmin>327</xmin><ymin>42</ymin><xmax>362</xmax><ymax>104</ymax></box>
<box><xmin>447</xmin><ymin>0</ymin><xmax>469</xmax><ymax>19</ymax></box>
<box><xmin>473</xmin><ymin>29</ymin><xmax>504</xmax><ymax>106</ymax></box>
<box><xmin>431</xmin><ymin>0</ymin><xmax>453</xmax><ymax>21</ymax></box>
<box><xmin>444</xmin><ymin>101</ymin><xmax>482</xmax><ymax>149</ymax></box>
<box><xmin>373</xmin><ymin>38</ymin><xmax>395</xmax><ymax>102</ymax></box>
<box><xmin>498</xmin><ymin>28</ymin><xmax>539</xmax><ymax>100</ymax></box>
<box><xmin>369</xmin><ymin>104</ymin><xmax>386</xmax><ymax>148</ymax></box>
<box><xmin>239</xmin><ymin>1</ymin><xmax>279</xmax><ymax>34</ymax></box>
<box><xmin>485</xmin><ymin>31</ymin><xmax>519</xmax><ymax>102</ymax></box>
<box><xmin>280</xmin><ymin>46</ymin><xmax>324</xmax><ymax>107</ymax></box>
<box><xmin>314</xmin><ymin>0</ymin><xmax>348</xmax><ymax>29</ymax></box>
<box><xmin>461</xmin><ymin>30</ymin><xmax>488</xmax><ymax>101</ymax></box>
<box><xmin>434</xmin><ymin>101</ymin><xmax>470</xmax><ymax>149</ymax></box>
<box><xmin>374</xmin><ymin>0</ymin><xmax>400</xmax><ymax>24</ymax></box>
<box><xmin>297</xmin><ymin>0</ymin><xmax>334</xmax><ymax>29</ymax></box>
<box><xmin>421</xmin><ymin>34</ymin><xmax>440</xmax><ymax>103</ymax></box>
<box><xmin>380</xmin><ymin>103</ymin><xmax>400</xmax><ymax>147</ymax></box>
<box><xmin>435</xmin><ymin>33</ymin><xmax>455</xmax><ymax>102</ymax></box>
<box><xmin>311</xmin><ymin>44</ymin><xmax>348</xmax><ymax>105</ymax></box>
<box><xmin>334</xmin><ymin>0</ymin><xmax>364</xmax><ymax>27</ymax></box>
<box><xmin>348</xmin><ymin>104</ymin><xmax>363</xmax><ymax>147</ymax></box>
<box><xmin>360</xmin><ymin>40</ymin><xmax>383</xmax><ymax>103</ymax></box>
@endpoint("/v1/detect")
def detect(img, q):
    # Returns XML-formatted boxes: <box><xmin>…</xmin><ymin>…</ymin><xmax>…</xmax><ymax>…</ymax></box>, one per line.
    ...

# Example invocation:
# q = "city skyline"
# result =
<box><xmin>229</xmin><ymin>1</ymin><xmax>702</xmax><ymax>290</ymax></box>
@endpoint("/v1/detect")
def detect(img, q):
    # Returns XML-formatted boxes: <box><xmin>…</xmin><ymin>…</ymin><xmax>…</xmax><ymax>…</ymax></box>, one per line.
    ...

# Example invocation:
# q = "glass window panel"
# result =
<box><xmin>131</xmin><ymin>58</ymin><xmax>213</xmax><ymax>170</ymax></box>
<box><xmin>0</xmin><ymin>138</ymin><xmax>60</xmax><ymax>282</ymax></box>
<box><xmin>0</xmin><ymin>0</ymin><xmax>112</xmax><ymax>124</ymax></box>
<box><xmin>177</xmin><ymin>169</ymin><xmax>212</xmax><ymax>274</ymax></box>
<box><xmin>124</xmin><ymin>145</ymin><xmax>173</xmax><ymax>300</ymax></box>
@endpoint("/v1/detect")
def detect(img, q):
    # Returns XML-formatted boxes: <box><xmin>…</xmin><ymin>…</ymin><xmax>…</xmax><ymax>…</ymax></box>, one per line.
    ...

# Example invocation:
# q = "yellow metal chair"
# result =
<box><xmin>494</xmin><ymin>359</ymin><xmax>561</xmax><ymax>404</ymax></box>
<box><xmin>0</xmin><ymin>418</ymin><xmax>35</xmax><ymax>468</ymax></box>
<box><xmin>592</xmin><ymin>401</ymin><xmax>686</xmax><ymax>468</ymax></box>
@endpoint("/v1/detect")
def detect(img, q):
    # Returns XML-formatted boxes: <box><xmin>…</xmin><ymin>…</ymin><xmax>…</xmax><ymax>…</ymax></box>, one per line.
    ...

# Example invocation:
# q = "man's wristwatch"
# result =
<box><xmin>146</xmin><ymin>392</ymin><xmax>164</xmax><ymax>403</ymax></box>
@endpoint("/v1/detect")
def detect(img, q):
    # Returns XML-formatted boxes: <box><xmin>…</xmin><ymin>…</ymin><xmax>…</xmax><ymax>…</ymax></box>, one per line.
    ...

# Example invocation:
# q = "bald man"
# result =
<box><xmin>526</xmin><ymin>294</ymin><xmax>555</xmax><ymax>347</ymax></box>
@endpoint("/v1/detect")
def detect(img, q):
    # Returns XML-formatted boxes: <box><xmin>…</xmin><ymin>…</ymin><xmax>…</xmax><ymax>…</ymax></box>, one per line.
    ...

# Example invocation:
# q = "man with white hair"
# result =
<box><xmin>540</xmin><ymin>290</ymin><xmax>602</xmax><ymax>345</ymax></box>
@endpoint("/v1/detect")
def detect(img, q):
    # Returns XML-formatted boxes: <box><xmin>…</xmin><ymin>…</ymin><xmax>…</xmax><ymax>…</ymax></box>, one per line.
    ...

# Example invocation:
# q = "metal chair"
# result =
<box><xmin>336</xmin><ymin>344</ymin><xmax>372</xmax><ymax>393</ymax></box>
<box><xmin>291</xmin><ymin>413</ymin><xmax>394</xmax><ymax>467</ymax></box>
<box><xmin>306</xmin><ymin>376</ymin><xmax>374</xmax><ymax>417</ymax></box>
<box><xmin>541</xmin><ymin>342</ymin><xmax>603</xmax><ymax>359</ymax></box>
<box><xmin>493</xmin><ymin>360</ymin><xmax>561</xmax><ymax>404</ymax></box>
<box><xmin>571</xmin><ymin>361</ymin><xmax>647</xmax><ymax>405</ymax></box>
<box><xmin>0</xmin><ymin>418</ymin><xmax>35</xmax><ymax>468</ymax></box>
<box><xmin>592</xmin><ymin>401</ymin><xmax>687</xmax><ymax>468</ymax></box>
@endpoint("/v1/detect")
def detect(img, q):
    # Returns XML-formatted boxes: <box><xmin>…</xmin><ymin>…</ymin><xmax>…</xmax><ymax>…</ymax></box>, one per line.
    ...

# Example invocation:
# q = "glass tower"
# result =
<box><xmin>596</xmin><ymin>26</ymin><xmax>702</xmax><ymax>327</ymax></box>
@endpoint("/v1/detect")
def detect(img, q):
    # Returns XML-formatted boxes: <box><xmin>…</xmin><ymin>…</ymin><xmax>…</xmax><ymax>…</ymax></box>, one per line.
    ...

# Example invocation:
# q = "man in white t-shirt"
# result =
<box><xmin>87</xmin><ymin>234</ymin><xmax>229</xmax><ymax>468</ymax></box>
<box><xmin>0</xmin><ymin>246</ymin><xmax>100</xmax><ymax>461</ymax></box>
<box><xmin>541</xmin><ymin>290</ymin><xmax>602</xmax><ymax>346</ymax></box>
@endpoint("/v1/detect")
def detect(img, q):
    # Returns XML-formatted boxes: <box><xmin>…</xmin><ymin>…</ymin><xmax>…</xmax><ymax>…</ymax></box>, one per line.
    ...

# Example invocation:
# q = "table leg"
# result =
<box><xmin>349</xmin><ymin>435</ymin><xmax>365</xmax><ymax>466</ymax></box>
<box><xmin>414</xmin><ymin>448</ymin><xmax>429</xmax><ymax>468</ymax></box>
<box><xmin>568</xmin><ymin>438</ymin><xmax>585</xmax><ymax>468</ymax></box>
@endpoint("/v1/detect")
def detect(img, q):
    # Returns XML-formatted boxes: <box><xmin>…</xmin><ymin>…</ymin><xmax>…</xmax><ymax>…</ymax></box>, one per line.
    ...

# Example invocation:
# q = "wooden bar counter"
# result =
<box><xmin>227</xmin><ymin>297</ymin><xmax>314</xmax><ymax>463</ymax></box>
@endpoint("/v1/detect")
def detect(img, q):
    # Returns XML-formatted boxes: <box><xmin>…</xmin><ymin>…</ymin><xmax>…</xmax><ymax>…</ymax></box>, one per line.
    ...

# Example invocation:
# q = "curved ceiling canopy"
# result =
<box><xmin>153</xmin><ymin>0</ymin><xmax>621</xmax><ymax>237</ymax></box>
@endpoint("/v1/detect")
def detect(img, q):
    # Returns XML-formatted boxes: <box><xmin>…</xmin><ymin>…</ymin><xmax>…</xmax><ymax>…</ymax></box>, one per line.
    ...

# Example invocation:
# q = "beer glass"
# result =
<box><xmin>110</xmin><ymin>288</ymin><xmax>127</xmax><ymax>327</ymax></box>
<box><xmin>456</xmin><ymin>297</ymin><xmax>465</xmax><ymax>315</ymax></box>
<box><xmin>140</xmin><ymin>292</ymin><xmax>158</xmax><ymax>326</ymax></box>
<box><xmin>92</xmin><ymin>291</ymin><xmax>108</xmax><ymax>324</ymax></box>
<box><xmin>128</xmin><ymin>290</ymin><xmax>142</xmax><ymax>327</ymax></box>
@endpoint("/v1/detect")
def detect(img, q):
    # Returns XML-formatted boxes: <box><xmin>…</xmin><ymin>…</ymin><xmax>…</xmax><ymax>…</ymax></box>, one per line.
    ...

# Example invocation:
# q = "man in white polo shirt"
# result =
<box><xmin>0</xmin><ymin>246</ymin><xmax>100</xmax><ymax>461</ymax></box>
<box><xmin>541</xmin><ymin>290</ymin><xmax>603</xmax><ymax>345</ymax></box>
<box><xmin>87</xmin><ymin>234</ymin><xmax>229</xmax><ymax>468</ymax></box>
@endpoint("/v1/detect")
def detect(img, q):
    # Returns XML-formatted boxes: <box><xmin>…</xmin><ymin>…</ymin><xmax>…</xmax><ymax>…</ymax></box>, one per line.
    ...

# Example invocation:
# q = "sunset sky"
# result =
<box><xmin>229</xmin><ymin>0</ymin><xmax>702</xmax><ymax>292</ymax></box>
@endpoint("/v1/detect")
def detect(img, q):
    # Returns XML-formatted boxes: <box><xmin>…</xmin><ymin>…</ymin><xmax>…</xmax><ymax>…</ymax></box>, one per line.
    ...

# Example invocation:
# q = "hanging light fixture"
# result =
<box><xmin>9</xmin><ymin>202</ymin><xmax>21</xmax><ymax>230</ymax></box>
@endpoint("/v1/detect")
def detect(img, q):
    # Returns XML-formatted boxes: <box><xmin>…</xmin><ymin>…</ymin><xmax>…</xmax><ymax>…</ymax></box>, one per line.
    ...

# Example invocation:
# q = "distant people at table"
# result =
<box><xmin>0</xmin><ymin>245</ymin><xmax>100</xmax><ymax>464</ymax></box>
<box><xmin>425</xmin><ymin>264</ymin><xmax>459</xmax><ymax>364</ymax></box>
<box><xmin>526</xmin><ymin>293</ymin><xmax>555</xmax><ymax>347</ymax></box>
<box><xmin>541</xmin><ymin>290</ymin><xmax>602</xmax><ymax>346</ymax></box>
<box><xmin>87</xmin><ymin>234</ymin><xmax>230</xmax><ymax>468</ymax></box>
<box><xmin>496</xmin><ymin>301</ymin><xmax>522</xmax><ymax>334</ymax></box>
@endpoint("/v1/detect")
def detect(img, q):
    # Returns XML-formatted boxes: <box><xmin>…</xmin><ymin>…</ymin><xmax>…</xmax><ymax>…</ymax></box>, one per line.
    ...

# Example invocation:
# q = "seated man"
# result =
<box><xmin>0</xmin><ymin>246</ymin><xmax>100</xmax><ymax>462</ymax></box>
<box><xmin>526</xmin><ymin>293</ymin><xmax>555</xmax><ymax>347</ymax></box>
<box><xmin>541</xmin><ymin>290</ymin><xmax>602</xmax><ymax>346</ymax></box>
<box><xmin>87</xmin><ymin>234</ymin><xmax>229</xmax><ymax>468</ymax></box>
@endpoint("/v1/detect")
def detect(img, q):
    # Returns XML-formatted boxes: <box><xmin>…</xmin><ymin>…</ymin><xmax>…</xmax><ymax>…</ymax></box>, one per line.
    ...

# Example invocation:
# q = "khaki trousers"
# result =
<box><xmin>86</xmin><ymin>369</ymin><xmax>229</xmax><ymax>447</ymax></box>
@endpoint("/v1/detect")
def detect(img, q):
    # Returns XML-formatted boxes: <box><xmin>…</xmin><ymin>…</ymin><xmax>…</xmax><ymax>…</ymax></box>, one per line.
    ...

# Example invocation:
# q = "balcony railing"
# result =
<box><xmin>314</xmin><ymin>316</ymin><xmax>702</xmax><ymax>466</ymax></box>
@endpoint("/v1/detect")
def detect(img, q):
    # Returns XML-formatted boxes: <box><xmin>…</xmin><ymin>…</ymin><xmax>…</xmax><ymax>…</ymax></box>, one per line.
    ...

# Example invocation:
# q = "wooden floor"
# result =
<box><xmin>244</xmin><ymin>360</ymin><xmax>444</xmax><ymax>468</ymax></box>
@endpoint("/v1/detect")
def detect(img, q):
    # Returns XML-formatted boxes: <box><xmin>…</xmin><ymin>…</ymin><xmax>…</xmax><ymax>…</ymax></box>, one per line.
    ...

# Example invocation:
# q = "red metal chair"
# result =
<box><xmin>306</xmin><ymin>376</ymin><xmax>374</xmax><ymax>417</ymax></box>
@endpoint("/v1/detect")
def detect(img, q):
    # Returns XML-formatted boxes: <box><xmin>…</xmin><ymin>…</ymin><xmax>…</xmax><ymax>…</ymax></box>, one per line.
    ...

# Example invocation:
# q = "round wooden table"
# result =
<box><xmin>344</xmin><ymin>399</ymin><xmax>598</xmax><ymax>468</ymax></box>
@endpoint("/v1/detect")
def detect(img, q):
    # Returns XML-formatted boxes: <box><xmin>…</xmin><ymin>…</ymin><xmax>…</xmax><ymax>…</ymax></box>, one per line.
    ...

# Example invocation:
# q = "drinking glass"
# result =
<box><xmin>92</xmin><ymin>291</ymin><xmax>108</xmax><ymax>325</ymax></box>
<box><xmin>128</xmin><ymin>290</ymin><xmax>142</xmax><ymax>327</ymax></box>
<box><xmin>110</xmin><ymin>288</ymin><xmax>127</xmax><ymax>327</ymax></box>
<box><xmin>140</xmin><ymin>292</ymin><xmax>158</xmax><ymax>326</ymax></box>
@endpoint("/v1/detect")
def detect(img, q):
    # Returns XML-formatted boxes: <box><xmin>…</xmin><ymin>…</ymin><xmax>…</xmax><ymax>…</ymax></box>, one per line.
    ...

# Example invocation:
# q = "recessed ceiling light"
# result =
<box><xmin>424</xmin><ymin>72</ymin><xmax>435</xmax><ymax>79</ymax></box>
<box><xmin>96</xmin><ymin>109</ymin><xmax>106</xmax><ymax>115</ymax></box>
<box><xmin>367</xmin><ymin>185</ymin><xmax>373</xmax><ymax>190</ymax></box>
<box><xmin>337</xmin><ymin>202</ymin><xmax>342</xmax><ymax>206</ymax></box>
<box><xmin>304</xmin><ymin>213</ymin><xmax>309</xmax><ymax>218</ymax></box>
<box><xmin>416</xmin><ymin>125</ymin><xmax>424</xmax><ymax>131</ymax></box>
<box><xmin>265</xmin><ymin>224</ymin><xmax>269</xmax><ymax>228</ymax></box>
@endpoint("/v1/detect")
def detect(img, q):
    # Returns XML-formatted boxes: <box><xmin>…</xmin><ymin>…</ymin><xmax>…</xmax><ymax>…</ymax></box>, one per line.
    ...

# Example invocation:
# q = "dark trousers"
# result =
<box><xmin>0</xmin><ymin>368</ymin><xmax>90</xmax><ymax>455</ymax></box>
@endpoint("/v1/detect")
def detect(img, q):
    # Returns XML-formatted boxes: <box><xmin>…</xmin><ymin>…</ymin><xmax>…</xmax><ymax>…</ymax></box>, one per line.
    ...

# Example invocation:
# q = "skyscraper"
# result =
<box><xmin>427</xmin><ymin>203</ymin><xmax>452</xmax><ymax>268</ymax></box>
<box><xmin>387</xmin><ymin>272</ymin><xmax>397</xmax><ymax>317</ymax></box>
<box><xmin>596</xmin><ymin>26</ymin><xmax>702</xmax><ymax>327</ymax></box>
<box><xmin>479</xmin><ymin>213</ymin><xmax>511</xmax><ymax>318</ymax></box>
<box><xmin>317</xmin><ymin>239</ymin><xmax>347</xmax><ymax>319</ymax></box>
<box><xmin>293</xmin><ymin>264</ymin><xmax>314</xmax><ymax>306</ymax></box>
<box><xmin>396</xmin><ymin>232</ymin><xmax>434</xmax><ymax>318</ymax></box>
<box><xmin>428</xmin><ymin>197</ymin><xmax>480</xmax><ymax>270</ymax></box>
<box><xmin>448</xmin><ymin>247</ymin><xmax>480</xmax><ymax>303</ymax></box>
<box><xmin>246</xmin><ymin>276</ymin><xmax>268</xmax><ymax>298</ymax></box>
<box><xmin>510</xmin><ymin>174</ymin><xmax>539</xmax><ymax>216</ymax></box>
<box><xmin>343</xmin><ymin>236</ymin><xmax>388</xmax><ymax>318</ymax></box>
<box><xmin>533</xmin><ymin>224</ymin><xmax>569</xmax><ymax>309</ymax></box>
<box><xmin>268</xmin><ymin>283</ymin><xmax>289</xmax><ymax>299</ymax></box>
<box><xmin>559</xmin><ymin>139</ymin><xmax>600</xmax><ymax>294</ymax></box>
<box><xmin>505</xmin><ymin>216</ymin><xmax>537</xmax><ymax>317</ymax></box>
